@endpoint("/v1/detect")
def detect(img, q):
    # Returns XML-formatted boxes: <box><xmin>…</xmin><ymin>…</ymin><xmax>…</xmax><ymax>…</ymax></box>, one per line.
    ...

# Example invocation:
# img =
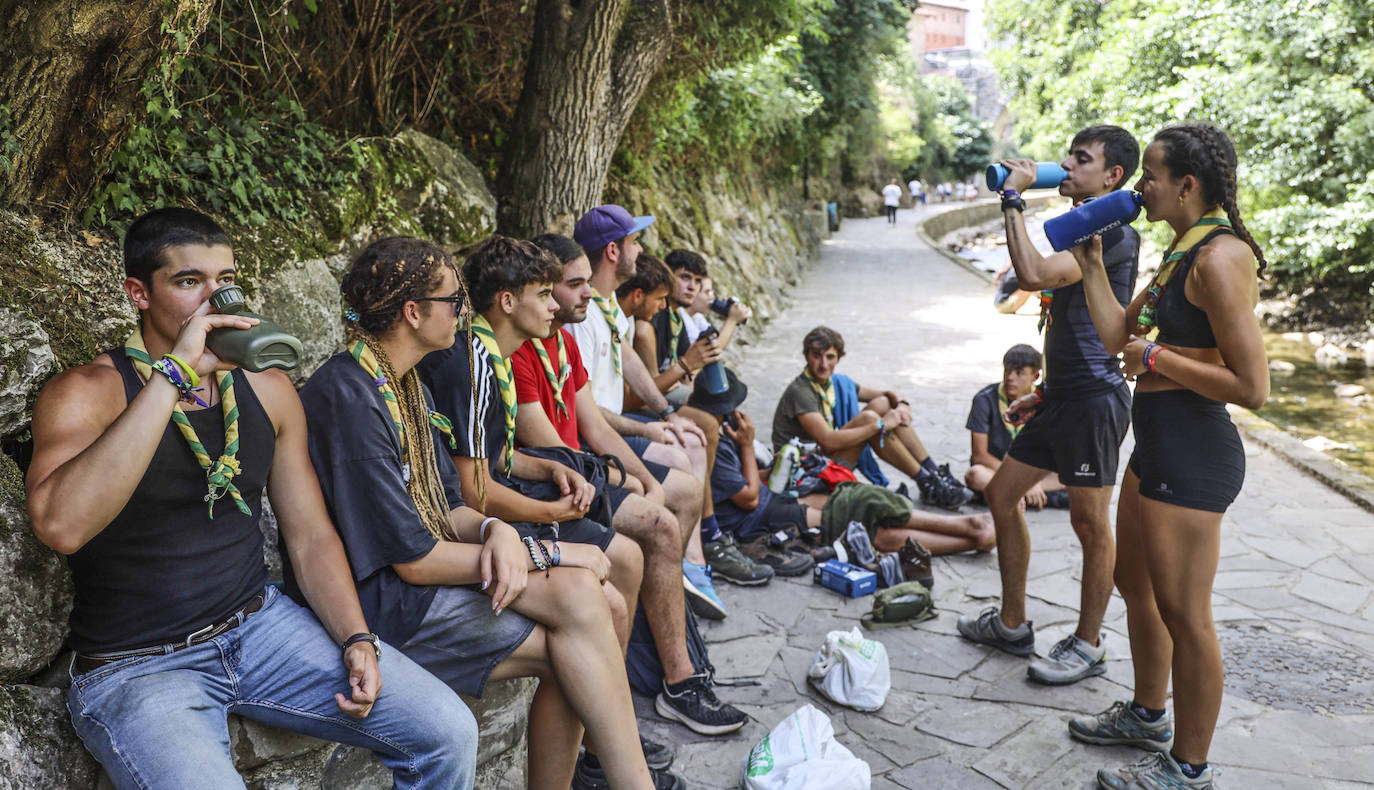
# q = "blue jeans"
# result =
<box><xmin>67</xmin><ymin>586</ymin><xmax>477</xmax><ymax>789</ymax></box>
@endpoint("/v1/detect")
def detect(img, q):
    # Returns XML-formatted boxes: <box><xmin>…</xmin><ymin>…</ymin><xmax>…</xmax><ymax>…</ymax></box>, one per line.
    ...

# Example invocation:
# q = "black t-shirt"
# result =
<box><xmin>965</xmin><ymin>383</ymin><xmax>1013</xmax><ymax>462</ymax></box>
<box><xmin>1043</xmin><ymin>225</ymin><xmax>1139</xmax><ymax>398</ymax></box>
<box><xmin>295</xmin><ymin>352</ymin><xmax>466</xmax><ymax>646</ymax></box>
<box><xmin>417</xmin><ymin>334</ymin><xmax>512</xmax><ymax>484</ymax></box>
<box><xmin>711</xmin><ymin>432</ymin><xmax>773</xmax><ymax>537</ymax></box>
<box><xmin>649</xmin><ymin>308</ymin><xmax>690</xmax><ymax>372</ymax></box>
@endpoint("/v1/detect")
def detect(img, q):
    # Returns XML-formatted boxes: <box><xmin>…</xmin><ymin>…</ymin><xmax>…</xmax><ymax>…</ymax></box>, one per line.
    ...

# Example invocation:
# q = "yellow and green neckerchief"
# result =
<box><xmin>471</xmin><ymin>315</ymin><xmax>517</xmax><ymax>476</ymax></box>
<box><xmin>997</xmin><ymin>383</ymin><xmax>1025</xmax><ymax>440</ymax></box>
<box><xmin>667</xmin><ymin>307</ymin><xmax>685</xmax><ymax>365</ymax></box>
<box><xmin>805</xmin><ymin>371</ymin><xmax>836</xmax><ymax>428</ymax></box>
<box><xmin>1137</xmin><ymin>208</ymin><xmax>1233</xmax><ymax>337</ymax></box>
<box><xmin>532</xmin><ymin>331</ymin><xmax>571</xmax><ymax>419</ymax></box>
<box><xmin>125</xmin><ymin>328</ymin><xmax>249</xmax><ymax>519</ymax></box>
<box><xmin>350</xmin><ymin>340</ymin><xmax>456</xmax><ymax>470</ymax></box>
<box><xmin>589</xmin><ymin>287</ymin><xmax>623</xmax><ymax>377</ymax></box>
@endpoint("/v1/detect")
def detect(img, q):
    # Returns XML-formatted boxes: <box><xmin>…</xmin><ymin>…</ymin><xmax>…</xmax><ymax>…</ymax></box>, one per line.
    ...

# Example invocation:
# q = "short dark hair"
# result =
<box><xmin>532</xmin><ymin>233</ymin><xmax>585</xmax><ymax>265</ymax></box>
<box><xmin>341</xmin><ymin>237</ymin><xmax>457</xmax><ymax>336</ymax></box>
<box><xmin>1002</xmin><ymin>343</ymin><xmax>1042</xmax><ymax>371</ymax></box>
<box><xmin>584</xmin><ymin>238</ymin><xmax>623</xmax><ymax>270</ymax></box>
<box><xmin>803</xmin><ymin>326</ymin><xmax>845</xmax><ymax>358</ymax></box>
<box><xmin>616</xmin><ymin>253</ymin><xmax>673</xmax><ymax>300</ymax></box>
<box><xmin>123</xmin><ymin>207</ymin><xmax>232</xmax><ymax>285</ymax></box>
<box><xmin>1071</xmin><ymin>125</ymin><xmax>1141</xmax><ymax>190</ymax></box>
<box><xmin>462</xmin><ymin>235</ymin><xmax>562</xmax><ymax>314</ymax></box>
<box><xmin>664</xmin><ymin>249</ymin><xmax>708</xmax><ymax>277</ymax></box>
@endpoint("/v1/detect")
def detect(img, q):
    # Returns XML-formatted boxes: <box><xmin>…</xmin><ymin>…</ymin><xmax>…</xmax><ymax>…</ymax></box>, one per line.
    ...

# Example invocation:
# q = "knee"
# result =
<box><xmin>415</xmin><ymin>689</ymin><xmax>479</xmax><ymax>778</ymax></box>
<box><xmin>1113</xmin><ymin>562</ymin><xmax>1152</xmax><ymax>603</ymax></box>
<box><xmin>867</xmin><ymin>394</ymin><xmax>893</xmax><ymax>413</ymax></box>
<box><xmin>1069</xmin><ymin>513</ymin><xmax>1113</xmax><ymax>547</ymax></box>
<box><xmin>659</xmin><ymin>444</ymin><xmax>692</xmax><ymax>471</ymax></box>
<box><xmin>609</xmin><ymin>534</ymin><xmax>644</xmax><ymax>583</ymax></box>
<box><xmin>983</xmin><ymin>481</ymin><xmax>1018</xmax><ymax>517</ymax></box>
<box><xmin>552</xmin><ymin>568</ymin><xmax>612</xmax><ymax>629</ymax></box>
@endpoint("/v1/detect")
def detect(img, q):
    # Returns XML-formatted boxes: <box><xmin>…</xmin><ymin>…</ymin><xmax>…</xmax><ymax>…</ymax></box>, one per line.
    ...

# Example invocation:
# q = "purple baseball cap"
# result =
<box><xmin>574</xmin><ymin>204</ymin><xmax>655</xmax><ymax>251</ymax></box>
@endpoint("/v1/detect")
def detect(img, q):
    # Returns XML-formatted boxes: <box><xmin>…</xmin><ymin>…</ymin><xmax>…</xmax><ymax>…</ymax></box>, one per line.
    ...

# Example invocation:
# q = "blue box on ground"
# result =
<box><xmin>815</xmin><ymin>559</ymin><xmax>877</xmax><ymax>597</ymax></box>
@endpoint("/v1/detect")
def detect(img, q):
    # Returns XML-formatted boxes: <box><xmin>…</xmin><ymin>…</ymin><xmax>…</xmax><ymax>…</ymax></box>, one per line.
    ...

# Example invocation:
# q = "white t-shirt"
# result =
<box><xmin>568</xmin><ymin>293</ymin><xmax>631</xmax><ymax>413</ymax></box>
<box><xmin>682</xmin><ymin>308</ymin><xmax>711</xmax><ymax>343</ymax></box>
<box><xmin>909</xmin><ymin>179</ymin><xmax>923</xmax><ymax>197</ymax></box>
<box><xmin>882</xmin><ymin>184</ymin><xmax>903</xmax><ymax>207</ymax></box>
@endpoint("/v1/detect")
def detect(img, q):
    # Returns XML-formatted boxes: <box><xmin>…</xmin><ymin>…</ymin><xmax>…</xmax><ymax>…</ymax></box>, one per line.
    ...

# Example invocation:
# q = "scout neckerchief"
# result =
<box><xmin>471</xmin><ymin>315</ymin><xmax>516</xmax><ymax>476</ymax></box>
<box><xmin>350</xmin><ymin>340</ymin><xmax>456</xmax><ymax>478</ymax></box>
<box><xmin>1136</xmin><ymin>208</ymin><xmax>1231</xmax><ymax>337</ymax></box>
<box><xmin>125</xmin><ymin>328</ymin><xmax>250</xmax><ymax>519</ymax></box>
<box><xmin>589</xmin><ymin>287</ymin><xmax>623</xmax><ymax>377</ymax></box>
<box><xmin>667</xmin><ymin>307</ymin><xmax>685</xmax><ymax>365</ymax></box>
<box><xmin>1037</xmin><ymin>290</ymin><xmax>1053</xmax><ymax>334</ymax></box>
<box><xmin>997</xmin><ymin>383</ymin><xmax>1026</xmax><ymax>439</ymax></box>
<box><xmin>805</xmin><ymin>371</ymin><xmax>837</xmax><ymax>428</ymax></box>
<box><xmin>532</xmin><ymin>331</ymin><xmax>571</xmax><ymax>419</ymax></box>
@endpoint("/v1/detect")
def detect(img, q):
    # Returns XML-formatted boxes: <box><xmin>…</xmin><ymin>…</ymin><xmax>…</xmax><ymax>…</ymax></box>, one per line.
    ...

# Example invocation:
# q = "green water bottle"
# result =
<box><xmin>206</xmin><ymin>285</ymin><xmax>303</xmax><ymax>372</ymax></box>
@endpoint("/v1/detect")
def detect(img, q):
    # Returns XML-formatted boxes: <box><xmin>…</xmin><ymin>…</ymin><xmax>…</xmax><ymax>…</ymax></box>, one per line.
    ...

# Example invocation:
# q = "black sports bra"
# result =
<box><xmin>1154</xmin><ymin>228</ymin><xmax>1233</xmax><ymax>349</ymax></box>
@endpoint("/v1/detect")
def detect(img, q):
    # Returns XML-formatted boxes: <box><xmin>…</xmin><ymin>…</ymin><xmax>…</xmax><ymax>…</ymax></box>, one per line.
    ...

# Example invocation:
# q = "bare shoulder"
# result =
<box><xmin>34</xmin><ymin>356</ymin><xmax>125</xmax><ymax>424</ymax></box>
<box><xmin>1191</xmin><ymin>235</ymin><xmax>1259</xmax><ymax>306</ymax></box>
<box><xmin>243</xmin><ymin>368</ymin><xmax>303</xmax><ymax>432</ymax></box>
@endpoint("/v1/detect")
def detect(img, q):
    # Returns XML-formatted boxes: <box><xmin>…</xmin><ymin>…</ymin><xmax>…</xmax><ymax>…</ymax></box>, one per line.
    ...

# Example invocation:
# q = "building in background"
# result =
<box><xmin>909</xmin><ymin>0</ymin><xmax>1011</xmax><ymax>145</ymax></box>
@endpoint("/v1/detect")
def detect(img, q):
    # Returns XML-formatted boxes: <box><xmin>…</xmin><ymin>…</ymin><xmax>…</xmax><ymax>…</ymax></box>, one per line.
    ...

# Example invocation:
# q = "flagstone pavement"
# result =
<box><xmin>631</xmin><ymin>206</ymin><xmax>1374</xmax><ymax>789</ymax></box>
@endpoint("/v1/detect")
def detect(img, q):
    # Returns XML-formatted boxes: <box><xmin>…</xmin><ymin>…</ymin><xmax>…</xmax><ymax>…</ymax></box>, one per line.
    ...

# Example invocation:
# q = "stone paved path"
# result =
<box><xmin>632</xmin><ymin>207</ymin><xmax>1374</xmax><ymax>789</ymax></box>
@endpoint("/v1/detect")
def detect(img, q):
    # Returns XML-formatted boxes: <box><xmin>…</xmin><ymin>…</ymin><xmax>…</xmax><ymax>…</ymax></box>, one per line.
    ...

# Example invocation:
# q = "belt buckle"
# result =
<box><xmin>184</xmin><ymin>622</ymin><xmax>217</xmax><ymax>649</ymax></box>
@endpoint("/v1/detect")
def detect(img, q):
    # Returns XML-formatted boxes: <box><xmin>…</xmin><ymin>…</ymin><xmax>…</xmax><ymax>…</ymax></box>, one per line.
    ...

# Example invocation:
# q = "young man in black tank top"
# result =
<box><xmin>958</xmin><ymin>126</ymin><xmax>1142</xmax><ymax>686</ymax></box>
<box><xmin>24</xmin><ymin>208</ymin><xmax>474</xmax><ymax>788</ymax></box>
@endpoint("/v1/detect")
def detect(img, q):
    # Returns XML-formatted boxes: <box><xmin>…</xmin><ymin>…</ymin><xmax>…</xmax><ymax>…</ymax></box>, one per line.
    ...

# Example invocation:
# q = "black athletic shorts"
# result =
<box><xmin>601</xmin><ymin>459</ymin><xmax>672</xmax><ymax>515</ymax></box>
<box><xmin>510</xmin><ymin>516</ymin><xmax>614</xmax><ymax>552</ymax></box>
<box><xmin>1129</xmin><ymin>389</ymin><xmax>1244</xmax><ymax>513</ymax></box>
<box><xmin>736</xmin><ymin>497</ymin><xmax>807</xmax><ymax>543</ymax></box>
<box><xmin>1007</xmin><ymin>382</ymin><xmax>1131</xmax><ymax>487</ymax></box>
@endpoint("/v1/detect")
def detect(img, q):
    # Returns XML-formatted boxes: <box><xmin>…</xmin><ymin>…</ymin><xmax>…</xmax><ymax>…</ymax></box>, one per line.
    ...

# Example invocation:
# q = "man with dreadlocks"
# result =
<box><xmin>301</xmin><ymin>236</ymin><xmax>665</xmax><ymax>790</ymax></box>
<box><xmin>25</xmin><ymin>208</ymin><xmax>474</xmax><ymax>789</ymax></box>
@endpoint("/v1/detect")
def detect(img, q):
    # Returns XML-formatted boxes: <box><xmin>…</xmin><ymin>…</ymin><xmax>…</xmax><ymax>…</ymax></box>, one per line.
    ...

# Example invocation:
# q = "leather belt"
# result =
<box><xmin>74</xmin><ymin>593</ymin><xmax>265</xmax><ymax>675</ymax></box>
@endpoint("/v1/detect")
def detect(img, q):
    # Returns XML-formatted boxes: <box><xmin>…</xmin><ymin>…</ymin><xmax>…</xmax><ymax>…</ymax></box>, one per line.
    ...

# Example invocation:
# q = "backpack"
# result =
<box><xmin>860</xmin><ymin>582</ymin><xmax>936</xmax><ymax>630</ymax></box>
<box><xmin>626</xmin><ymin>599</ymin><xmax>714</xmax><ymax>696</ymax></box>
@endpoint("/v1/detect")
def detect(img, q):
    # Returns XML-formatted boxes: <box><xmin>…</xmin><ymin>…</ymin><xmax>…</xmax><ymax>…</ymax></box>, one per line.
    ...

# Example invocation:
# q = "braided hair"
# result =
<box><xmin>1154</xmin><ymin>123</ymin><xmax>1268</xmax><ymax>271</ymax></box>
<box><xmin>341</xmin><ymin>237</ymin><xmax>464</xmax><ymax>541</ymax></box>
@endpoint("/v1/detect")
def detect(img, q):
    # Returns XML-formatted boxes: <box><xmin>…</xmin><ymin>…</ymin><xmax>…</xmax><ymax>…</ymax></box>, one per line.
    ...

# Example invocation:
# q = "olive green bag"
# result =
<box><xmin>859</xmin><ymin>581</ymin><xmax>935</xmax><ymax>630</ymax></box>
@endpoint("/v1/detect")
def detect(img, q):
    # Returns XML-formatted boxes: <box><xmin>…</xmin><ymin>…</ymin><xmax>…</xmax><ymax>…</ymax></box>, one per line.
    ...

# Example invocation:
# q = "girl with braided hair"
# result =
<box><xmin>1067</xmin><ymin>124</ymin><xmax>1269</xmax><ymax>789</ymax></box>
<box><xmin>299</xmin><ymin>236</ymin><xmax>663</xmax><ymax>789</ymax></box>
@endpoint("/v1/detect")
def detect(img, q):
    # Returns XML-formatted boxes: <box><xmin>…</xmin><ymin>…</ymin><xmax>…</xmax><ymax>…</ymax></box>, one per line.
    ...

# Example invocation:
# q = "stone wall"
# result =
<box><xmin>0</xmin><ymin>133</ymin><xmax>823</xmax><ymax>788</ymax></box>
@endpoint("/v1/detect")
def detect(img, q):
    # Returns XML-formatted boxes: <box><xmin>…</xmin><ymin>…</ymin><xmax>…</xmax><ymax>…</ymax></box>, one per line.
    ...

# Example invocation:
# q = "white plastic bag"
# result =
<box><xmin>806</xmin><ymin>627</ymin><xmax>890</xmax><ymax>711</ymax></box>
<box><xmin>739</xmin><ymin>704</ymin><xmax>870</xmax><ymax>790</ymax></box>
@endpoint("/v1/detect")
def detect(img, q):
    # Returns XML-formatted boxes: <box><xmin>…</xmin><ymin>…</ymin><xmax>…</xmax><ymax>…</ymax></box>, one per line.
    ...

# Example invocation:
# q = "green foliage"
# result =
<box><xmin>987</xmin><ymin>0</ymin><xmax>1374</xmax><ymax>320</ymax></box>
<box><xmin>0</xmin><ymin>104</ymin><xmax>19</xmax><ymax>175</ymax></box>
<box><xmin>880</xmin><ymin>64</ymin><xmax>993</xmax><ymax>182</ymax></box>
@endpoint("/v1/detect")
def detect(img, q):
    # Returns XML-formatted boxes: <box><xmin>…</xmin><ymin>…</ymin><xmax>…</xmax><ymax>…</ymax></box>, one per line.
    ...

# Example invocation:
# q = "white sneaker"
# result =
<box><xmin>1028</xmin><ymin>633</ymin><xmax>1106</xmax><ymax>685</ymax></box>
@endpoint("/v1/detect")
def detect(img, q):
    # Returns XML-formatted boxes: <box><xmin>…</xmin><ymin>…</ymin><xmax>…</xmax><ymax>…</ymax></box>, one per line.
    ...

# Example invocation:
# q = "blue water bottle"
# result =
<box><xmin>986</xmin><ymin>162</ymin><xmax>1068</xmax><ymax>191</ymax></box>
<box><xmin>1044</xmin><ymin>190</ymin><xmax>1144</xmax><ymax>251</ymax></box>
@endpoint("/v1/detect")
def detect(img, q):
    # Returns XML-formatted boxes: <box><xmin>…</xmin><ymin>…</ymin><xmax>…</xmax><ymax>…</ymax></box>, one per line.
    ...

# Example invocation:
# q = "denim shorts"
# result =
<box><xmin>398</xmin><ymin>585</ymin><xmax>537</xmax><ymax>698</ymax></box>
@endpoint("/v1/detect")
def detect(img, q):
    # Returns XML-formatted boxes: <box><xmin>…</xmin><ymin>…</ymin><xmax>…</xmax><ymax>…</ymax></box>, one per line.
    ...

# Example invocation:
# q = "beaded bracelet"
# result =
<box><xmin>533</xmin><ymin>537</ymin><xmax>553</xmax><ymax>577</ymax></box>
<box><xmin>522</xmin><ymin>536</ymin><xmax>547</xmax><ymax>571</ymax></box>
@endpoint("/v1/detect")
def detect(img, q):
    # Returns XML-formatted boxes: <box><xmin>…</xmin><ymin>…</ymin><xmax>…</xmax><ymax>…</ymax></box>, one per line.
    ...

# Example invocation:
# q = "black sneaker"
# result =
<box><xmin>916</xmin><ymin>470</ymin><xmax>973</xmax><ymax>510</ymax></box>
<box><xmin>571</xmin><ymin>751</ymin><xmax>684</xmax><ymax>790</ymax></box>
<box><xmin>655</xmin><ymin>673</ymin><xmax>748</xmax><ymax>735</ymax></box>
<box><xmin>741</xmin><ymin>533</ymin><xmax>814</xmax><ymax>576</ymax></box>
<box><xmin>641</xmin><ymin>735</ymin><xmax>675</xmax><ymax>771</ymax></box>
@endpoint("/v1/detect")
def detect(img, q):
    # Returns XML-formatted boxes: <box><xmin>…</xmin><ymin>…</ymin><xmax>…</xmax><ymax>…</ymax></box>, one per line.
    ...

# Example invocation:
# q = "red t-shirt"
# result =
<box><xmin>511</xmin><ymin>328</ymin><xmax>589</xmax><ymax>449</ymax></box>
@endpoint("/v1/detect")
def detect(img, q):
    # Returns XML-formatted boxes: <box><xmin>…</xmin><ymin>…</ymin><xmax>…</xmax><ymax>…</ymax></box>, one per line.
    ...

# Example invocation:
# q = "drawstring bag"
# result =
<box><xmin>740</xmin><ymin>704</ymin><xmax>870</xmax><ymax>790</ymax></box>
<box><xmin>860</xmin><ymin>581</ymin><xmax>935</xmax><ymax>630</ymax></box>
<box><xmin>806</xmin><ymin>627</ymin><xmax>890</xmax><ymax>712</ymax></box>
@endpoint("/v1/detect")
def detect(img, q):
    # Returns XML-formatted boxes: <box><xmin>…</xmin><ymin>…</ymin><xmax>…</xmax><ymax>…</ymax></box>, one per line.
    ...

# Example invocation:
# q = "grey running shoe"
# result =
<box><xmin>641</xmin><ymin>736</ymin><xmax>675</xmax><ymax>771</ymax></box>
<box><xmin>1028</xmin><ymin>634</ymin><xmax>1107</xmax><ymax>685</ymax></box>
<box><xmin>655</xmin><ymin>673</ymin><xmax>748</xmax><ymax>735</ymax></box>
<box><xmin>1070</xmin><ymin>700</ymin><xmax>1173</xmax><ymax>753</ymax></box>
<box><xmin>956</xmin><ymin>606</ymin><xmax>1035</xmax><ymax>656</ymax></box>
<box><xmin>1098</xmin><ymin>751</ymin><xmax>1214</xmax><ymax>790</ymax></box>
<box><xmin>703</xmin><ymin>534</ymin><xmax>774</xmax><ymax>586</ymax></box>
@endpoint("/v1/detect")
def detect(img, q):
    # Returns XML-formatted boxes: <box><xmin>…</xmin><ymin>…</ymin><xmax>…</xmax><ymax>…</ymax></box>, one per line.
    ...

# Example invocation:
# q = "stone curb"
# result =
<box><xmin>918</xmin><ymin>201</ymin><xmax>1374</xmax><ymax>516</ymax></box>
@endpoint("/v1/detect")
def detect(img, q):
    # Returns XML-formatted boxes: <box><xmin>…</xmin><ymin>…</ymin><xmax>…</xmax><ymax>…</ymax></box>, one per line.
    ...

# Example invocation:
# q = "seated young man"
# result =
<box><xmin>771</xmin><ymin>326</ymin><xmax>974</xmax><ymax>510</ymax></box>
<box><xmin>695</xmin><ymin>373</ymin><xmax>994</xmax><ymax>561</ymax></box>
<box><xmin>965</xmin><ymin>343</ymin><xmax>1068</xmax><ymax>510</ymax></box>
<box><xmin>300</xmin><ymin>236</ymin><xmax>668</xmax><ymax>790</ymax></box>
<box><xmin>620</xmin><ymin>253</ymin><xmax>721</xmax><ymax>405</ymax></box>
<box><xmin>26</xmin><ymin>208</ymin><xmax>473</xmax><ymax>789</ymax></box>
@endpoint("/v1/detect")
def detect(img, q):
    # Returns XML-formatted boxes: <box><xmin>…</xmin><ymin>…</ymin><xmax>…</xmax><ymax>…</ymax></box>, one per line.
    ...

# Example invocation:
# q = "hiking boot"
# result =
<box><xmin>571</xmin><ymin>751</ymin><xmax>685</xmax><ymax>790</ymax></box>
<box><xmin>655</xmin><ymin>673</ymin><xmax>748</xmax><ymax>735</ymax></box>
<box><xmin>915</xmin><ymin>471</ymin><xmax>973</xmax><ymax>510</ymax></box>
<box><xmin>898</xmin><ymin>536</ymin><xmax>934</xmax><ymax>591</ymax></box>
<box><xmin>1097</xmin><ymin>751</ymin><xmax>1215</xmax><ymax>790</ymax></box>
<box><xmin>703</xmin><ymin>534</ymin><xmax>773</xmax><ymax>586</ymax></box>
<box><xmin>956</xmin><ymin>606</ymin><xmax>1035</xmax><ymax>656</ymax></box>
<box><xmin>641</xmin><ymin>735</ymin><xmax>675</xmax><ymax>771</ymax></box>
<box><xmin>682</xmin><ymin>561</ymin><xmax>727</xmax><ymax>620</ymax></box>
<box><xmin>1070</xmin><ymin>700</ymin><xmax>1173</xmax><ymax>753</ymax></box>
<box><xmin>1028</xmin><ymin>634</ymin><xmax>1107</xmax><ymax>685</ymax></box>
<box><xmin>741</xmin><ymin>533</ymin><xmax>814</xmax><ymax>577</ymax></box>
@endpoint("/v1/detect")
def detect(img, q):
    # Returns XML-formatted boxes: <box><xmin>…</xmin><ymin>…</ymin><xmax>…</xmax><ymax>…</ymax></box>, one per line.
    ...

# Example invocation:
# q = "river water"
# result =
<box><xmin>947</xmin><ymin>208</ymin><xmax>1374</xmax><ymax>479</ymax></box>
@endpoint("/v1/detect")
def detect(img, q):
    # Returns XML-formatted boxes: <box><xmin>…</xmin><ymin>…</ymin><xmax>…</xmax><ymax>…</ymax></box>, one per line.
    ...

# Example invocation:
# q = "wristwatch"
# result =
<box><xmin>342</xmin><ymin>632</ymin><xmax>382</xmax><ymax>659</ymax></box>
<box><xmin>1000</xmin><ymin>189</ymin><xmax>1026</xmax><ymax>213</ymax></box>
<box><xmin>658</xmin><ymin>404</ymin><xmax>676</xmax><ymax>421</ymax></box>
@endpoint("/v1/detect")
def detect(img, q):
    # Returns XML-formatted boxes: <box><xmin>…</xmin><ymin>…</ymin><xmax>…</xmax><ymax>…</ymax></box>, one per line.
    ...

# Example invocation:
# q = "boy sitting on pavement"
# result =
<box><xmin>771</xmin><ymin>326</ymin><xmax>974</xmax><ymax>510</ymax></box>
<box><xmin>965</xmin><ymin>343</ymin><xmax>1068</xmax><ymax>510</ymax></box>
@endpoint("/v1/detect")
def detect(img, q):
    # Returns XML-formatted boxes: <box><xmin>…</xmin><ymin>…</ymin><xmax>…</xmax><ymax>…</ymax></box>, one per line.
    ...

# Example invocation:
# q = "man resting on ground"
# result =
<box><xmin>965</xmin><ymin>343</ymin><xmax>1068</xmax><ymax>510</ymax></box>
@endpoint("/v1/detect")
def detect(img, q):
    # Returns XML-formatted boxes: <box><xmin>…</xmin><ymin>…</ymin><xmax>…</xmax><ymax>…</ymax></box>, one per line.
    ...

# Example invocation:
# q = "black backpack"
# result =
<box><xmin>625</xmin><ymin>600</ymin><xmax>713</xmax><ymax>695</ymax></box>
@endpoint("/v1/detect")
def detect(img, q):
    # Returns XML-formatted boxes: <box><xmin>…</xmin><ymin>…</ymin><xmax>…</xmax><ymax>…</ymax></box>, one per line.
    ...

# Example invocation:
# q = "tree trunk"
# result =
<box><xmin>0</xmin><ymin>0</ymin><xmax>213</xmax><ymax>213</ymax></box>
<box><xmin>496</xmin><ymin>0</ymin><xmax>675</xmax><ymax>237</ymax></box>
